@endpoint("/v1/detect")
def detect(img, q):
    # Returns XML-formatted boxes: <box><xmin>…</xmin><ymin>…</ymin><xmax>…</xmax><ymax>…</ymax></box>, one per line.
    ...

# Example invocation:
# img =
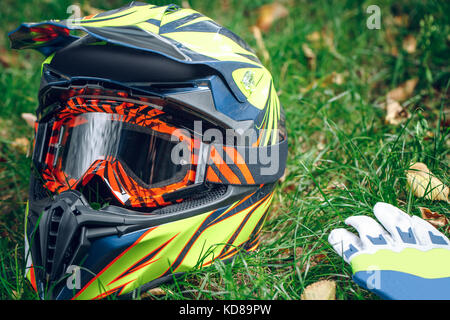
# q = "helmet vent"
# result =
<box><xmin>157</xmin><ymin>184</ymin><xmax>228</xmax><ymax>214</ymax></box>
<box><xmin>45</xmin><ymin>206</ymin><xmax>63</xmax><ymax>270</ymax></box>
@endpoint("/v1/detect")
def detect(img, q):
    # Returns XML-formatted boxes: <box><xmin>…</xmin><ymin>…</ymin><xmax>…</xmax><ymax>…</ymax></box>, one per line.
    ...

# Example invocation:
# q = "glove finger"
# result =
<box><xmin>410</xmin><ymin>215</ymin><xmax>450</xmax><ymax>247</ymax></box>
<box><xmin>373</xmin><ymin>202</ymin><xmax>418</xmax><ymax>245</ymax></box>
<box><xmin>345</xmin><ymin>215</ymin><xmax>394</xmax><ymax>248</ymax></box>
<box><xmin>328</xmin><ymin>228</ymin><xmax>363</xmax><ymax>263</ymax></box>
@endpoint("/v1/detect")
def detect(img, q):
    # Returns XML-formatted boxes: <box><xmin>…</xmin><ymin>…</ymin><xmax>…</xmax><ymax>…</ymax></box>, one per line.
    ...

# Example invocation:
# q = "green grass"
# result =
<box><xmin>0</xmin><ymin>0</ymin><xmax>449</xmax><ymax>300</ymax></box>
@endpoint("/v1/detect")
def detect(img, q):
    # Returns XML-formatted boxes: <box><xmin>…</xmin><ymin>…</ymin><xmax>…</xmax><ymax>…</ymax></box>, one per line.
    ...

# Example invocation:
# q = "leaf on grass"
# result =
<box><xmin>301</xmin><ymin>280</ymin><xmax>336</xmax><ymax>300</ymax></box>
<box><xmin>302</xmin><ymin>43</ymin><xmax>316</xmax><ymax>70</ymax></box>
<box><xmin>0</xmin><ymin>48</ymin><xmax>26</xmax><ymax>69</ymax></box>
<box><xmin>141</xmin><ymin>287</ymin><xmax>169</xmax><ymax>299</ymax></box>
<box><xmin>306</xmin><ymin>29</ymin><xmax>340</xmax><ymax>58</ymax></box>
<box><xmin>306</xmin><ymin>31</ymin><xmax>321</xmax><ymax>42</ymax></box>
<box><xmin>406</xmin><ymin>162</ymin><xmax>449</xmax><ymax>202</ymax></box>
<box><xmin>81</xmin><ymin>3</ymin><xmax>103</xmax><ymax>16</ymax></box>
<box><xmin>275</xmin><ymin>246</ymin><xmax>292</xmax><ymax>261</ymax></box>
<box><xmin>301</xmin><ymin>72</ymin><xmax>347</xmax><ymax>94</ymax></box>
<box><xmin>255</xmin><ymin>2</ymin><xmax>289</xmax><ymax>32</ymax></box>
<box><xmin>220</xmin><ymin>0</ymin><xmax>230</xmax><ymax>12</ymax></box>
<box><xmin>393</xmin><ymin>15</ymin><xmax>409</xmax><ymax>27</ymax></box>
<box><xmin>250</xmin><ymin>26</ymin><xmax>270</xmax><ymax>63</ymax></box>
<box><xmin>390</xmin><ymin>46</ymin><xmax>399</xmax><ymax>57</ymax></box>
<box><xmin>181</xmin><ymin>0</ymin><xmax>191</xmax><ymax>8</ymax></box>
<box><xmin>11</xmin><ymin>137</ymin><xmax>29</xmax><ymax>154</ymax></box>
<box><xmin>385</xmin><ymin>98</ymin><xmax>410</xmax><ymax>125</ymax></box>
<box><xmin>419</xmin><ymin>207</ymin><xmax>449</xmax><ymax>231</ymax></box>
<box><xmin>326</xmin><ymin>180</ymin><xmax>346</xmax><ymax>192</ymax></box>
<box><xmin>387</xmin><ymin>78</ymin><xmax>419</xmax><ymax>102</ymax></box>
<box><xmin>320</xmin><ymin>29</ymin><xmax>335</xmax><ymax>51</ymax></box>
<box><xmin>402</xmin><ymin>35</ymin><xmax>417</xmax><ymax>54</ymax></box>
<box><xmin>21</xmin><ymin>113</ymin><xmax>37</xmax><ymax>128</ymax></box>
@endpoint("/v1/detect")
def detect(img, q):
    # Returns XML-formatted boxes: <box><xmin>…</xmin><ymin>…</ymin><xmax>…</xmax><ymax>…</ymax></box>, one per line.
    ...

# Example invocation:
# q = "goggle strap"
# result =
<box><xmin>205</xmin><ymin>139</ymin><xmax>288</xmax><ymax>186</ymax></box>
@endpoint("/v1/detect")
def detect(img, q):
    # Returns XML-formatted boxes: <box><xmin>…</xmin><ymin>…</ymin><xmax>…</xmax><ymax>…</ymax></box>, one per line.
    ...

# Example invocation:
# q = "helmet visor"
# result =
<box><xmin>43</xmin><ymin>111</ymin><xmax>193</xmax><ymax>194</ymax></box>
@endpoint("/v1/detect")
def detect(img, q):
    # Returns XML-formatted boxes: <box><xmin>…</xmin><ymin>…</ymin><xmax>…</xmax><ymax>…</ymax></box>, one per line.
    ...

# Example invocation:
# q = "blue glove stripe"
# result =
<box><xmin>396</xmin><ymin>227</ymin><xmax>416</xmax><ymax>244</ymax></box>
<box><xmin>366</xmin><ymin>234</ymin><xmax>387</xmax><ymax>245</ymax></box>
<box><xmin>353</xmin><ymin>270</ymin><xmax>450</xmax><ymax>300</ymax></box>
<box><xmin>343</xmin><ymin>243</ymin><xmax>359</xmax><ymax>260</ymax></box>
<box><xmin>428</xmin><ymin>231</ymin><xmax>447</xmax><ymax>245</ymax></box>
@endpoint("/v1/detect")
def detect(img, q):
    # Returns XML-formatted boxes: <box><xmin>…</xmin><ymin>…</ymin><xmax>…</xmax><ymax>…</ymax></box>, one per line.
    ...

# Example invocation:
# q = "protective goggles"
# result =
<box><xmin>33</xmin><ymin>90</ymin><xmax>200</xmax><ymax>208</ymax></box>
<box><xmin>33</xmin><ymin>86</ymin><xmax>288</xmax><ymax>209</ymax></box>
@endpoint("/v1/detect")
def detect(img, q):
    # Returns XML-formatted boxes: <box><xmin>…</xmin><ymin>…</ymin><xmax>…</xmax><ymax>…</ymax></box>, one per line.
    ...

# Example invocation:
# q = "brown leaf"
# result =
<box><xmin>220</xmin><ymin>0</ymin><xmax>230</xmax><ymax>12</ymax></box>
<box><xmin>393</xmin><ymin>15</ymin><xmax>409</xmax><ymax>27</ymax></box>
<box><xmin>301</xmin><ymin>72</ymin><xmax>347</xmax><ymax>94</ymax></box>
<box><xmin>402</xmin><ymin>35</ymin><xmax>417</xmax><ymax>54</ymax></box>
<box><xmin>255</xmin><ymin>2</ymin><xmax>289</xmax><ymax>32</ymax></box>
<box><xmin>295</xmin><ymin>247</ymin><xmax>304</xmax><ymax>256</ymax></box>
<box><xmin>0</xmin><ymin>48</ymin><xmax>19</xmax><ymax>68</ymax></box>
<box><xmin>321</xmin><ymin>29</ymin><xmax>335</xmax><ymax>51</ymax></box>
<box><xmin>306</xmin><ymin>31</ymin><xmax>321</xmax><ymax>42</ymax></box>
<box><xmin>181</xmin><ymin>0</ymin><xmax>191</xmax><ymax>9</ymax></box>
<box><xmin>282</xmin><ymin>183</ymin><xmax>297</xmax><ymax>193</ymax></box>
<box><xmin>326</xmin><ymin>180</ymin><xmax>346</xmax><ymax>192</ymax></box>
<box><xmin>406</xmin><ymin>163</ymin><xmax>449</xmax><ymax>202</ymax></box>
<box><xmin>390</xmin><ymin>46</ymin><xmax>399</xmax><ymax>57</ymax></box>
<box><xmin>419</xmin><ymin>207</ymin><xmax>449</xmax><ymax>231</ymax></box>
<box><xmin>141</xmin><ymin>287</ymin><xmax>169</xmax><ymax>299</ymax></box>
<box><xmin>21</xmin><ymin>113</ymin><xmax>36</xmax><ymax>128</ymax></box>
<box><xmin>250</xmin><ymin>26</ymin><xmax>270</xmax><ymax>63</ymax></box>
<box><xmin>387</xmin><ymin>78</ymin><xmax>419</xmax><ymax>102</ymax></box>
<box><xmin>385</xmin><ymin>98</ymin><xmax>410</xmax><ymax>125</ymax></box>
<box><xmin>301</xmin><ymin>280</ymin><xmax>336</xmax><ymax>300</ymax></box>
<box><xmin>82</xmin><ymin>3</ymin><xmax>103</xmax><ymax>16</ymax></box>
<box><xmin>11</xmin><ymin>137</ymin><xmax>29</xmax><ymax>154</ymax></box>
<box><xmin>331</xmin><ymin>72</ymin><xmax>345</xmax><ymax>85</ymax></box>
<box><xmin>302</xmin><ymin>43</ymin><xmax>316</xmax><ymax>70</ymax></box>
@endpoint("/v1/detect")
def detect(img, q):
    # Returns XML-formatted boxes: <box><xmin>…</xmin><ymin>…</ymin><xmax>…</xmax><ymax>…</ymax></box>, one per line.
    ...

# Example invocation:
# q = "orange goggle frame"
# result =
<box><xmin>35</xmin><ymin>93</ymin><xmax>200</xmax><ymax>208</ymax></box>
<box><xmin>33</xmin><ymin>88</ymin><xmax>287</xmax><ymax>209</ymax></box>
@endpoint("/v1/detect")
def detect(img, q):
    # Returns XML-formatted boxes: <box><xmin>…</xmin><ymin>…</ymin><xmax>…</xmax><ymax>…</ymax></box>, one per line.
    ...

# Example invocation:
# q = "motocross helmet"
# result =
<box><xmin>9</xmin><ymin>2</ymin><xmax>288</xmax><ymax>300</ymax></box>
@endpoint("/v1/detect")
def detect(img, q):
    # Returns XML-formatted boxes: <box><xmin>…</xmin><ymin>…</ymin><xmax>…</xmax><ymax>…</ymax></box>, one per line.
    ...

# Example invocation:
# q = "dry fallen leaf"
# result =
<box><xmin>181</xmin><ymin>0</ymin><xmax>191</xmax><ymax>8</ymax></box>
<box><xmin>255</xmin><ymin>2</ymin><xmax>289</xmax><ymax>32</ymax></box>
<box><xmin>81</xmin><ymin>3</ymin><xmax>103</xmax><ymax>16</ymax></box>
<box><xmin>406</xmin><ymin>163</ymin><xmax>449</xmax><ymax>202</ymax></box>
<box><xmin>0</xmin><ymin>48</ymin><xmax>18</xmax><ymax>68</ymax></box>
<box><xmin>321</xmin><ymin>29</ymin><xmax>334</xmax><ymax>51</ymax></box>
<box><xmin>326</xmin><ymin>180</ymin><xmax>346</xmax><ymax>192</ymax></box>
<box><xmin>393</xmin><ymin>15</ymin><xmax>409</xmax><ymax>27</ymax></box>
<box><xmin>390</xmin><ymin>46</ymin><xmax>399</xmax><ymax>57</ymax></box>
<box><xmin>300</xmin><ymin>72</ymin><xmax>347</xmax><ymax>94</ymax></box>
<box><xmin>419</xmin><ymin>207</ymin><xmax>449</xmax><ymax>232</ymax></box>
<box><xmin>220</xmin><ymin>0</ymin><xmax>230</xmax><ymax>12</ymax></box>
<box><xmin>11</xmin><ymin>137</ymin><xmax>30</xmax><ymax>154</ymax></box>
<box><xmin>21</xmin><ymin>113</ymin><xmax>37</xmax><ymax>128</ymax></box>
<box><xmin>301</xmin><ymin>43</ymin><xmax>316</xmax><ymax>70</ymax></box>
<box><xmin>141</xmin><ymin>287</ymin><xmax>169</xmax><ymax>299</ymax></box>
<box><xmin>331</xmin><ymin>72</ymin><xmax>345</xmax><ymax>85</ymax></box>
<box><xmin>250</xmin><ymin>26</ymin><xmax>270</xmax><ymax>63</ymax></box>
<box><xmin>277</xmin><ymin>247</ymin><xmax>291</xmax><ymax>260</ymax></box>
<box><xmin>387</xmin><ymin>78</ymin><xmax>419</xmax><ymax>102</ymax></box>
<box><xmin>0</xmin><ymin>48</ymin><xmax>30</xmax><ymax>69</ymax></box>
<box><xmin>402</xmin><ymin>35</ymin><xmax>417</xmax><ymax>54</ymax></box>
<box><xmin>301</xmin><ymin>280</ymin><xmax>336</xmax><ymax>300</ymax></box>
<box><xmin>385</xmin><ymin>98</ymin><xmax>410</xmax><ymax>125</ymax></box>
<box><xmin>306</xmin><ymin>31</ymin><xmax>321</xmax><ymax>42</ymax></box>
